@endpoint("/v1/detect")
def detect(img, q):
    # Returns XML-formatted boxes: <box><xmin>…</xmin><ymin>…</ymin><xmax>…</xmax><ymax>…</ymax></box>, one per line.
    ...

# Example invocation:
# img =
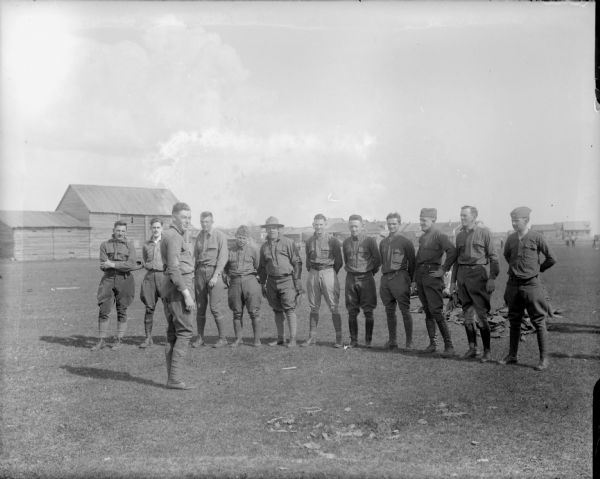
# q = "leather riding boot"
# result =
<box><xmin>401</xmin><ymin>311</ymin><xmax>413</xmax><ymax>348</ymax></box>
<box><xmin>463</xmin><ymin>323</ymin><xmax>478</xmax><ymax>358</ymax></box>
<box><xmin>285</xmin><ymin>310</ymin><xmax>297</xmax><ymax>347</ymax></box>
<box><xmin>479</xmin><ymin>325</ymin><xmax>491</xmax><ymax>353</ymax></box>
<box><xmin>535</xmin><ymin>321</ymin><xmax>548</xmax><ymax>370</ymax></box>
<box><xmin>165</xmin><ymin>340</ymin><xmax>174</xmax><ymax>380</ymax></box>
<box><xmin>386</xmin><ymin>310</ymin><xmax>398</xmax><ymax>348</ymax></box>
<box><xmin>509</xmin><ymin>321</ymin><xmax>521</xmax><ymax>358</ymax></box>
<box><xmin>332</xmin><ymin>312</ymin><xmax>343</xmax><ymax>347</ymax></box>
<box><xmin>364</xmin><ymin>312</ymin><xmax>374</xmax><ymax>347</ymax></box>
<box><xmin>348</xmin><ymin>311</ymin><xmax>359</xmax><ymax>346</ymax></box>
<box><xmin>424</xmin><ymin>317</ymin><xmax>437</xmax><ymax>351</ymax></box>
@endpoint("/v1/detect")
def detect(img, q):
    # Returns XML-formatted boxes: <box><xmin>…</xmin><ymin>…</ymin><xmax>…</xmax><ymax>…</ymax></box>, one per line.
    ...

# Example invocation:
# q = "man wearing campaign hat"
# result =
<box><xmin>415</xmin><ymin>208</ymin><xmax>458</xmax><ymax>356</ymax></box>
<box><xmin>499</xmin><ymin>207</ymin><xmax>557</xmax><ymax>371</ymax></box>
<box><xmin>450</xmin><ymin>205</ymin><xmax>499</xmax><ymax>362</ymax></box>
<box><xmin>224</xmin><ymin>225</ymin><xmax>263</xmax><ymax>347</ymax></box>
<box><xmin>257</xmin><ymin>216</ymin><xmax>303</xmax><ymax>347</ymax></box>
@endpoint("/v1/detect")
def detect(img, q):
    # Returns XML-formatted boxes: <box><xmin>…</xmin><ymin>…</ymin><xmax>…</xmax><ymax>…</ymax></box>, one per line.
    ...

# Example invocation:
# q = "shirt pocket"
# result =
<box><xmin>319</xmin><ymin>247</ymin><xmax>330</xmax><ymax>260</ymax></box>
<box><xmin>391</xmin><ymin>249</ymin><xmax>405</xmax><ymax>268</ymax></box>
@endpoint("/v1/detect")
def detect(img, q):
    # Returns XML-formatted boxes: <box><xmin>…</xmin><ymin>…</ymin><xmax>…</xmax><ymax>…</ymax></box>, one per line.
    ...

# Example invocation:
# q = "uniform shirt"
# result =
<box><xmin>161</xmin><ymin>224</ymin><xmax>195</xmax><ymax>292</ymax></box>
<box><xmin>99</xmin><ymin>236</ymin><xmax>138</xmax><ymax>273</ymax></box>
<box><xmin>343</xmin><ymin>234</ymin><xmax>381</xmax><ymax>274</ymax></box>
<box><xmin>142</xmin><ymin>237</ymin><xmax>163</xmax><ymax>272</ymax></box>
<box><xmin>305</xmin><ymin>233</ymin><xmax>343</xmax><ymax>273</ymax></box>
<box><xmin>194</xmin><ymin>228</ymin><xmax>228</xmax><ymax>275</ymax></box>
<box><xmin>452</xmin><ymin>225</ymin><xmax>499</xmax><ymax>280</ymax></box>
<box><xmin>258</xmin><ymin>236</ymin><xmax>302</xmax><ymax>283</ymax></box>
<box><xmin>379</xmin><ymin>232</ymin><xmax>416</xmax><ymax>278</ymax></box>
<box><xmin>225</xmin><ymin>243</ymin><xmax>260</xmax><ymax>277</ymax></box>
<box><xmin>504</xmin><ymin>230</ymin><xmax>556</xmax><ymax>280</ymax></box>
<box><xmin>416</xmin><ymin>226</ymin><xmax>457</xmax><ymax>272</ymax></box>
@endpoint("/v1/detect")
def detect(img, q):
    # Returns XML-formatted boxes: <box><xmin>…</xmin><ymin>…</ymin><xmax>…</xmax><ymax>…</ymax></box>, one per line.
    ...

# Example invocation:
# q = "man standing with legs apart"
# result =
<box><xmin>139</xmin><ymin>218</ymin><xmax>165</xmax><ymax>348</ymax></box>
<box><xmin>379</xmin><ymin>212</ymin><xmax>416</xmax><ymax>350</ymax></box>
<box><xmin>450</xmin><ymin>205</ymin><xmax>499</xmax><ymax>362</ymax></box>
<box><xmin>161</xmin><ymin>202</ymin><xmax>197</xmax><ymax>389</ymax></box>
<box><xmin>415</xmin><ymin>208</ymin><xmax>457</xmax><ymax>356</ymax></box>
<box><xmin>500</xmin><ymin>207</ymin><xmax>556</xmax><ymax>371</ymax></box>
<box><xmin>343</xmin><ymin>215</ymin><xmax>381</xmax><ymax>348</ymax></box>
<box><xmin>257</xmin><ymin>217</ymin><xmax>303</xmax><ymax>347</ymax></box>
<box><xmin>303</xmin><ymin>214</ymin><xmax>344</xmax><ymax>348</ymax></box>
<box><xmin>92</xmin><ymin>221</ymin><xmax>138</xmax><ymax>351</ymax></box>
<box><xmin>193</xmin><ymin>211</ymin><xmax>229</xmax><ymax>348</ymax></box>
<box><xmin>225</xmin><ymin>225</ymin><xmax>262</xmax><ymax>347</ymax></box>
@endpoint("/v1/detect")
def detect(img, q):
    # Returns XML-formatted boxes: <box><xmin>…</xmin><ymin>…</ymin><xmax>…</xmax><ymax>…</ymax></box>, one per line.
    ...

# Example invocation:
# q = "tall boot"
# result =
<box><xmin>534</xmin><ymin>321</ymin><xmax>549</xmax><ymax>370</ymax></box>
<box><xmin>285</xmin><ymin>310</ymin><xmax>297</xmax><ymax>347</ymax></box>
<box><xmin>423</xmin><ymin>317</ymin><xmax>438</xmax><ymax>353</ymax></box>
<box><xmin>195</xmin><ymin>313</ymin><xmax>206</xmax><ymax>345</ymax></box>
<box><xmin>332</xmin><ymin>312</ymin><xmax>343</xmax><ymax>348</ymax></box>
<box><xmin>251</xmin><ymin>315</ymin><xmax>261</xmax><ymax>347</ymax></box>
<box><xmin>434</xmin><ymin>315</ymin><xmax>454</xmax><ymax>356</ymax></box>
<box><xmin>364</xmin><ymin>312</ymin><xmax>374</xmax><ymax>347</ymax></box>
<box><xmin>269</xmin><ymin>311</ymin><xmax>285</xmax><ymax>346</ymax></box>
<box><xmin>463</xmin><ymin>323</ymin><xmax>478</xmax><ymax>358</ymax></box>
<box><xmin>348</xmin><ymin>311</ymin><xmax>359</xmax><ymax>347</ymax></box>
<box><xmin>302</xmin><ymin>312</ymin><xmax>319</xmax><ymax>347</ymax></box>
<box><xmin>401</xmin><ymin>311</ymin><xmax>413</xmax><ymax>349</ymax></box>
<box><xmin>112</xmin><ymin>321</ymin><xmax>127</xmax><ymax>350</ymax></box>
<box><xmin>140</xmin><ymin>315</ymin><xmax>154</xmax><ymax>348</ymax></box>
<box><xmin>479</xmin><ymin>325</ymin><xmax>491</xmax><ymax>362</ymax></box>
<box><xmin>386</xmin><ymin>311</ymin><xmax>398</xmax><ymax>349</ymax></box>
<box><xmin>499</xmin><ymin>321</ymin><xmax>521</xmax><ymax>365</ymax></box>
<box><xmin>231</xmin><ymin>318</ymin><xmax>243</xmax><ymax>348</ymax></box>
<box><xmin>165</xmin><ymin>340</ymin><xmax>174</xmax><ymax>379</ymax></box>
<box><xmin>167</xmin><ymin>338</ymin><xmax>194</xmax><ymax>389</ymax></box>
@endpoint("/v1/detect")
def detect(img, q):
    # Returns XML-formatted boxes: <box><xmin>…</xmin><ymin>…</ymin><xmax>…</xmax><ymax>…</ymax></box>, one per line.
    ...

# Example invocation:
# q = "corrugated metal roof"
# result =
<box><xmin>0</xmin><ymin>211</ymin><xmax>90</xmax><ymax>228</ymax></box>
<box><xmin>63</xmin><ymin>184</ymin><xmax>179</xmax><ymax>215</ymax></box>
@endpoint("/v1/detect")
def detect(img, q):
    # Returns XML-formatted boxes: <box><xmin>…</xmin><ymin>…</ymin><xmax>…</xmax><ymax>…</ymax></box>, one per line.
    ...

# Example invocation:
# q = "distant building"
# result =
<box><xmin>560</xmin><ymin>221</ymin><xmax>592</xmax><ymax>241</ymax></box>
<box><xmin>0</xmin><ymin>211</ymin><xmax>91</xmax><ymax>261</ymax></box>
<box><xmin>531</xmin><ymin>223</ymin><xmax>562</xmax><ymax>241</ymax></box>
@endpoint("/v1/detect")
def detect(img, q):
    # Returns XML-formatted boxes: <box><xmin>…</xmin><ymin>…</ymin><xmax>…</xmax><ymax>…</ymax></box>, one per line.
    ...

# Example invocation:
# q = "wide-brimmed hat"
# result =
<box><xmin>261</xmin><ymin>216</ymin><xmax>284</xmax><ymax>228</ymax></box>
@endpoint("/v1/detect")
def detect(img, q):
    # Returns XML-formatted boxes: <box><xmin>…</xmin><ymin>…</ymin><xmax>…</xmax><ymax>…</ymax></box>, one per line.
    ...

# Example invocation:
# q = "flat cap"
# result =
<box><xmin>261</xmin><ymin>216</ymin><xmax>284</xmax><ymax>228</ymax></box>
<box><xmin>235</xmin><ymin>225</ymin><xmax>250</xmax><ymax>237</ymax></box>
<box><xmin>510</xmin><ymin>206</ymin><xmax>532</xmax><ymax>218</ymax></box>
<box><xmin>419</xmin><ymin>208</ymin><xmax>437</xmax><ymax>219</ymax></box>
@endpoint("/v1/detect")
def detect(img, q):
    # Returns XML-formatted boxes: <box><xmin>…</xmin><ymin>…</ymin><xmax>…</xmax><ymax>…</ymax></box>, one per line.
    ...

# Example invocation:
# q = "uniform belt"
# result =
<box><xmin>418</xmin><ymin>263</ymin><xmax>440</xmax><ymax>267</ymax></box>
<box><xmin>310</xmin><ymin>264</ymin><xmax>333</xmax><ymax>271</ymax></box>
<box><xmin>458</xmin><ymin>264</ymin><xmax>485</xmax><ymax>268</ymax></box>
<box><xmin>196</xmin><ymin>263</ymin><xmax>216</xmax><ymax>269</ymax></box>
<box><xmin>149</xmin><ymin>269</ymin><xmax>163</xmax><ymax>273</ymax></box>
<box><xmin>508</xmin><ymin>274</ymin><xmax>538</xmax><ymax>283</ymax></box>
<box><xmin>383</xmin><ymin>269</ymin><xmax>406</xmax><ymax>275</ymax></box>
<box><xmin>230</xmin><ymin>273</ymin><xmax>257</xmax><ymax>278</ymax></box>
<box><xmin>269</xmin><ymin>273</ymin><xmax>292</xmax><ymax>279</ymax></box>
<box><xmin>104</xmin><ymin>270</ymin><xmax>130</xmax><ymax>276</ymax></box>
<box><xmin>347</xmin><ymin>271</ymin><xmax>373</xmax><ymax>276</ymax></box>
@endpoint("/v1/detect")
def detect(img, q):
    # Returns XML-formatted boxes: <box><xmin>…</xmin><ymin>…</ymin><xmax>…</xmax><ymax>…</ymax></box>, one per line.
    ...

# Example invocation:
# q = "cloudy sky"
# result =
<box><xmin>1</xmin><ymin>1</ymin><xmax>597</xmax><ymax>232</ymax></box>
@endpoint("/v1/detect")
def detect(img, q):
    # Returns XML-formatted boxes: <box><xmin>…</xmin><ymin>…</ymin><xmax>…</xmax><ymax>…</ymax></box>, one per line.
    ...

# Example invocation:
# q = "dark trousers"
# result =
<box><xmin>345</xmin><ymin>272</ymin><xmax>377</xmax><ymax>343</ymax></box>
<box><xmin>456</xmin><ymin>265</ymin><xmax>491</xmax><ymax>350</ymax></box>
<box><xmin>380</xmin><ymin>270</ymin><xmax>413</xmax><ymax>346</ymax></box>
<box><xmin>96</xmin><ymin>273</ymin><xmax>135</xmax><ymax>338</ymax></box>
<box><xmin>194</xmin><ymin>265</ymin><xmax>226</xmax><ymax>339</ymax></box>
<box><xmin>415</xmin><ymin>265</ymin><xmax>452</xmax><ymax>347</ymax></box>
<box><xmin>504</xmin><ymin>276</ymin><xmax>549</xmax><ymax>359</ymax></box>
<box><xmin>140</xmin><ymin>270</ymin><xmax>165</xmax><ymax>336</ymax></box>
<box><xmin>228</xmin><ymin>275</ymin><xmax>261</xmax><ymax>323</ymax></box>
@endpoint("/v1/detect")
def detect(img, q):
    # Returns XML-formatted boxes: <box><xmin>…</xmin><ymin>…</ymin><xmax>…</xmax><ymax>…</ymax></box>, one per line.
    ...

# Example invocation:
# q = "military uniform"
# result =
<box><xmin>342</xmin><ymin>234</ymin><xmax>381</xmax><ymax>346</ymax></box>
<box><xmin>379</xmin><ymin>231</ymin><xmax>416</xmax><ymax>349</ymax></box>
<box><xmin>193</xmin><ymin>228</ymin><xmax>228</xmax><ymax>346</ymax></box>
<box><xmin>161</xmin><ymin>223</ymin><xmax>195</xmax><ymax>386</ymax></box>
<box><xmin>415</xmin><ymin>209</ymin><xmax>457</xmax><ymax>354</ymax></box>
<box><xmin>95</xmin><ymin>235</ymin><xmax>138</xmax><ymax>348</ymax></box>
<box><xmin>501</xmin><ymin>206</ymin><xmax>557</xmax><ymax>370</ymax></box>
<box><xmin>304</xmin><ymin>232</ymin><xmax>343</xmax><ymax>346</ymax></box>
<box><xmin>139</xmin><ymin>237</ymin><xmax>165</xmax><ymax>346</ymax></box>
<box><xmin>225</xmin><ymin>230</ymin><xmax>262</xmax><ymax>346</ymax></box>
<box><xmin>257</xmin><ymin>217</ymin><xmax>302</xmax><ymax>347</ymax></box>
<box><xmin>451</xmin><ymin>223</ymin><xmax>499</xmax><ymax>359</ymax></box>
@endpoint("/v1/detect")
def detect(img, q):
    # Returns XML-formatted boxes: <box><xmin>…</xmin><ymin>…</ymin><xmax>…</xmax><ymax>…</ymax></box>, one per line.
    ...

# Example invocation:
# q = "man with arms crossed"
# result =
<box><xmin>500</xmin><ymin>207</ymin><xmax>556</xmax><ymax>371</ymax></box>
<box><xmin>161</xmin><ymin>202</ymin><xmax>197</xmax><ymax>389</ymax></box>
<box><xmin>193</xmin><ymin>211</ymin><xmax>229</xmax><ymax>348</ymax></box>
<box><xmin>257</xmin><ymin>217</ymin><xmax>303</xmax><ymax>347</ymax></box>
<box><xmin>343</xmin><ymin>214</ymin><xmax>381</xmax><ymax>348</ymax></box>
<box><xmin>303</xmin><ymin>214</ymin><xmax>344</xmax><ymax>348</ymax></box>
<box><xmin>450</xmin><ymin>205</ymin><xmax>499</xmax><ymax>362</ymax></box>
<box><xmin>415</xmin><ymin>208</ymin><xmax>457</xmax><ymax>356</ymax></box>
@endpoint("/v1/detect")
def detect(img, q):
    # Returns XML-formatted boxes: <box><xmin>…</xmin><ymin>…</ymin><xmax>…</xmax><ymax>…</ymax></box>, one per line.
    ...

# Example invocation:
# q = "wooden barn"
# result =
<box><xmin>0</xmin><ymin>211</ymin><xmax>91</xmax><ymax>261</ymax></box>
<box><xmin>56</xmin><ymin>184</ymin><xmax>178</xmax><ymax>254</ymax></box>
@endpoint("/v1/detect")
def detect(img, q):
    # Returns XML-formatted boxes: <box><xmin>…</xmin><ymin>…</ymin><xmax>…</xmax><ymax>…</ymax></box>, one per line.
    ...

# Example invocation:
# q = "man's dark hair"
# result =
<box><xmin>172</xmin><ymin>202</ymin><xmax>191</xmax><ymax>214</ymax></box>
<box><xmin>149</xmin><ymin>217</ymin><xmax>163</xmax><ymax>226</ymax></box>
<box><xmin>386</xmin><ymin>212</ymin><xmax>401</xmax><ymax>222</ymax></box>
<box><xmin>313</xmin><ymin>214</ymin><xmax>327</xmax><ymax>222</ymax></box>
<box><xmin>113</xmin><ymin>220</ymin><xmax>127</xmax><ymax>229</ymax></box>
<box><xmin>348</xmin><ymin>214</ymin><xmax>362</xmax><ymax>222</ymax></box>
<box><xmin>461</xmin><ymin>205</ymin><xmax>478</xmax><ymax>218</ymax></box>
<box><xmin>200</xmin><ymin>211</ymin><xmax>213</xmax><ymax>220</ymax></box>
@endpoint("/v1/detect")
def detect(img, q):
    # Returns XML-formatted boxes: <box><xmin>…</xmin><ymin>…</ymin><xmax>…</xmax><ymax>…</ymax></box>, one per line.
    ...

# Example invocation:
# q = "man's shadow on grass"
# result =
<box><xmin>61</xmin><ymin>365</ymin><xmax>165</xmax><ymax>388</ymax></box>
<box><xmin>547</xmin><ymin>322</ymin><xmax>600</xmax><ymax>335</ymax></box>
<box><xmin>40</xmin><ymin>335</ymin><xmax>167</xmax><ymax>349</ymax></box>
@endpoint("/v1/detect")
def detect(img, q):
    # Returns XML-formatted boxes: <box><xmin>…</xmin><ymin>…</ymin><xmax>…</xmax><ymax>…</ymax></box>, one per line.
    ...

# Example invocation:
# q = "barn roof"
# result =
<box><xmin>0</xmin><ymin>211</ymin><xmax>90</xmax><ymax>228</ymax></box>
<box><xmin>531</xmin><ymin>224</ymin><xmax>557</xmax><ymax>232</ymax></box>
<box><xmin>60</xmin><ymin>184</ymin><xmax>178</xmax><ymax>215</ymax></box>
<box><xmin>562</xmin><ymin>221</ymin><xmax>591</xmax><ymax>231</ymax></box>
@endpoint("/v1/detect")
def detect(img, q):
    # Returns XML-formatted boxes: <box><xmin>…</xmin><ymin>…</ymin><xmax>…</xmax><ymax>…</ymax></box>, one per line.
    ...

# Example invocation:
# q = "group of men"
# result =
<box><xmin>91</xmin><ymin>203</ymin><xmax>557</xmax><ymax>389</ymax></box>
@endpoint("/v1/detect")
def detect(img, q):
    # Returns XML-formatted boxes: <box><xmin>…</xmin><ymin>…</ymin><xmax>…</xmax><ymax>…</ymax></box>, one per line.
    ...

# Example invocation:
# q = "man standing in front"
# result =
<box><xmin>193</xmin><ymin>211</ymin><xmax>229</xmax><ymax>348</ymax></box>
<box><xmin>450</xmin><ymin>205</ymin><xmax>499</xmax><ymax>362</ymax></box>
<box><xmin>415</xmin><ymin>208</ymin><xmax>457</xmax><ymax>356</ymax></box>
<box><xmin>303</xmin><ymin>214</ymin><xmax>344</xmax><ymax>348</ymax></box>
<box><xmin>379</xmin><ymin>212</ymin><xmax>416</xmax><ymax>350</ymax></box>
<box><xmin>161</xmin><ymin>202</ymin><xmax>196</xmax><ymax>389</ymax></box>
<box><xmin>91</xmin><ymin>220</ymin><xmax>138</xmax><ymax>351</ymax></box>
<box><xmin>224</xmin><ymin>225</ymin><xmax>262</xmax><ymax>347</ymax></box>
<box><xmin>257</xmin><ymin>216</ymin><xmax>303</xmax><ymax>347</ymax></box>
<box><xmin>343</xmin><ymin>214</ymin><xmax>381</xmax><ymax>348</ymax></box>
<box><xmin>139</xmin><ymin>218</ymin><xmax>165</xmax><ymax>348</ymax></box>
<box><xmin>500</xmin><ymin>207</ymin><xmax>557</xmax><ymax>371</ymax></box>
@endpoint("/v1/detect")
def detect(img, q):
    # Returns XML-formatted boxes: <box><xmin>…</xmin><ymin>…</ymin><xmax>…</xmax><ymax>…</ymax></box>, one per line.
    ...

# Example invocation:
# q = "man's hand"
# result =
<box><xmin>410</xmin><ymin>282</ymin><xmax>418</xmax><ymax>296</ymax></box>
<box><xmin>208</xmin><ymin>275</ymin><xmax>219</xmax><ymax>288</ymax></box>
<box><xmin>429</xmin><ymin>267</ymin><xmax>445</xmax><ymax>278</ymax></box>
<box><xmin>101</xmin><ymin>260</ymin><xmax>115</xmax><ymax>269</ymax></box>
<box><xmin>486</xmin><ymin>278</ymin><xmax>495</xmax><ymax>294</ymax></box>
<box><xmin>449</xmin><ymin>282</ymin><xmax>457</xmax><ymax>295</ymax></box>
<box><xmin>261</xmin><ymin>284</ymin><xmax>267</xmax><ymax>298</ymax></box>
<box><xmin>182</xmin><ymin>290</ymin><xmax>197</xmax><ymax>312</ymax></box>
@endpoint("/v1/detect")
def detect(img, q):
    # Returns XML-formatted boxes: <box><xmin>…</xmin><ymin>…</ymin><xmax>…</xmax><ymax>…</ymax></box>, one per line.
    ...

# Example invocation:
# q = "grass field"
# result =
<box><xmin>1</xmin><ymin>245</ymin><xmax>598</xmax><ymax>478</ymax></box>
